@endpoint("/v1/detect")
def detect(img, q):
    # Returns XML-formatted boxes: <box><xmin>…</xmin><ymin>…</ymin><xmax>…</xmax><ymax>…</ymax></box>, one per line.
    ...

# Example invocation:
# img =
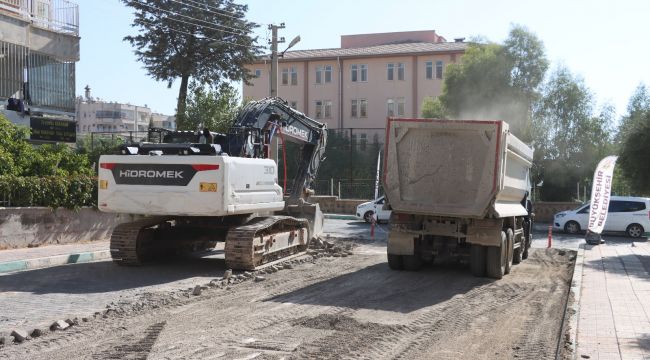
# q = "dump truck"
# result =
<box><xmin>383</xmin><ymin>118</ymin><xmax>534</xmax><ymax>279</ymax></box>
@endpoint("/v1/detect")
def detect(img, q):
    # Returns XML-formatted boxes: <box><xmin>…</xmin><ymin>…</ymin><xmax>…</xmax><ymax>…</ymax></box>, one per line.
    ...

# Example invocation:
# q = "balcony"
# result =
<box><xmin>0</xmin><ymin>0</ymin><xmax>79</xmax><ymax>36</ymax></box>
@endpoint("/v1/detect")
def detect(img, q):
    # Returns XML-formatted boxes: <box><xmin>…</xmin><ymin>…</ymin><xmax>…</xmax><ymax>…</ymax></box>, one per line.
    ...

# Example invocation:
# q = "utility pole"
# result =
<box><xmin>268</xmin><ymin>23</ymin><xmax>285</xmax><ymax>97</ymax></box>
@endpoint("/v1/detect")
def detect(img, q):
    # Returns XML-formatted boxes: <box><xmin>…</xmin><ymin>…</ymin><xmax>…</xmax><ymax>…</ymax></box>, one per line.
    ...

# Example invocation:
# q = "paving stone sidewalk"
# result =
<box><xmin>577</xmin><ymin>239</ymin><xmax>650</xmax><ymax>360</ymax></box>
<box><xmin>0</xmin><ymin>241</ymin><xmax>109</xmax><ymax>263</ymax></box>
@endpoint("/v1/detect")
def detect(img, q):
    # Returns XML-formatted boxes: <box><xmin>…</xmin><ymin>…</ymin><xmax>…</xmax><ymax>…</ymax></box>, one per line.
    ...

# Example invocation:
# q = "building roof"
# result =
<box><xmin>255</xmin><ymin>41</ymin><xmax>468</xmax><ymax>63</ymax></box>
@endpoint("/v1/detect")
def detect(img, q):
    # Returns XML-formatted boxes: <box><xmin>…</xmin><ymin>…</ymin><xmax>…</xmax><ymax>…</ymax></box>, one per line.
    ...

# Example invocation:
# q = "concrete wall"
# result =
<box><xmin>533</xmin><ymin>202</ymin><xmax>582</xmax><ymax>222</ymax></box>
<box><xmin>0</xmin><ymin>13</ymin><xmax>79</xmax><ymax>61</ymax></box>
<box><xmin>0</xmin><ymin>207</ymin><xmax>140</xmax><ymax>249</ymax></box>
<box><xmin>310</xmin><ymin>196</ymin><xmax>366</xmax><ymax>215</ymax></box>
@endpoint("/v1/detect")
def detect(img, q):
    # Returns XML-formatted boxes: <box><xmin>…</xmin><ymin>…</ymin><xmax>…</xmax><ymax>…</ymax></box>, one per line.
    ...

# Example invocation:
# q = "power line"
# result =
<box><xmin>154</xmin><ymin>10</ymin><xmax>249</xmax><ymax>38</ymax></box>
<box><xmin>132</xmin><ymin>0</ymin><xmax>249</xmax><ymax>35</ymax></box>
<box><xmin>137</xmin><ymin>18</ymin><xmax>264</xmax><ymax>50</ymax></box>
<box><xmin>170</xmin><ymin>0</ymin><xmax>247</xmax><ymax>23</ymax></box>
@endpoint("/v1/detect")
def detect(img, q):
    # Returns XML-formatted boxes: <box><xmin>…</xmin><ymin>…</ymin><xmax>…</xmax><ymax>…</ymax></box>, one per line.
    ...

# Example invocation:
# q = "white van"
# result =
<box><xmin>553</xmin><ymin>196</ymin><xmax>650</xmax><ymax>238</ymax></box>
<box><xmin>356</xmin><ymin>196</ymin><xmax>391</xmax><ymax>223</ymax></box>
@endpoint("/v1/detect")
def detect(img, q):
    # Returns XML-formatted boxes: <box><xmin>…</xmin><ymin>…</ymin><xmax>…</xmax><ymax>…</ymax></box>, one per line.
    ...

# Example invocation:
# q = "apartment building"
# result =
<box><xmin>243</xmin><ymin>30</ymin><xmax>467</xmax><ymax>139</ymax></box>
<box><xmin>0</xmin><ymin>0</ymin><xmax>79</xmax><ymax>143</ymax></box>
<box><xmin>76</xmin><ymin>86</ymin><xmax>176</xmax><ymax>135</ymax></box>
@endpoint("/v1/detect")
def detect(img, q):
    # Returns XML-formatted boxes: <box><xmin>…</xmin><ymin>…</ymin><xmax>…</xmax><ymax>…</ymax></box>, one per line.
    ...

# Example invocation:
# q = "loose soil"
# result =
<box><xmin>0</xmin><ymin>236</ymin><xmax>575</xmax><ymax>360</ymax></box>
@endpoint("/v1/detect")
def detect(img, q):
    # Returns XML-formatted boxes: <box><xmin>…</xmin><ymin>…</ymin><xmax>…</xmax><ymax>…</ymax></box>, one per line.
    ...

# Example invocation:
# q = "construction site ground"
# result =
<box><xmin>0</xmin><ymin>220</ymin><xmax>577</xmax><ymax>359</ymax></box>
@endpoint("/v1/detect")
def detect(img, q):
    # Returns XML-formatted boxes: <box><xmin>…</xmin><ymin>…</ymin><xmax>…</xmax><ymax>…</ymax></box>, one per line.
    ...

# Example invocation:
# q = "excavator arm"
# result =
<box><xmin>226</xmin><ymin>97</ymin><xmax>327</xmax><ymax>204</ymax></box>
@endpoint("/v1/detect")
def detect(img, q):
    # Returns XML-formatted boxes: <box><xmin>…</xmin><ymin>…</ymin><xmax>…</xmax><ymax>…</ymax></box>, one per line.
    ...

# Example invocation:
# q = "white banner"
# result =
<box><xmin>587</xmin><ymin>156</ymin><xmax>618</xmax><ymax>234</ymax></box>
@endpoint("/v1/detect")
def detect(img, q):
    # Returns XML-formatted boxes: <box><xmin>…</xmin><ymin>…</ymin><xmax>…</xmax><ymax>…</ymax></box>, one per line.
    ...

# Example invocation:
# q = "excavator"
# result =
<box><xmin>97</xmin><ymin>98</ymin><xmax>327</xmax><ymax>270</ymax></box>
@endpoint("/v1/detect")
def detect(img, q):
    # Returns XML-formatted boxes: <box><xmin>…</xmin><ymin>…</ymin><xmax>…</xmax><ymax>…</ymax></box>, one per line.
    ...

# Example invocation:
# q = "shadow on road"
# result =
<box><xmin>582</xmin><ymin>243</ymin><xmax>650</xmax><ymax>282</ymax></box>
<box><xmin>266</xmin><ymin>261</ymin><xmax>489</xmax><ymax>314</ymax></box>
<box><xmin>0</xmin><ymin>253</ymin><xmax>227</xmax><ymax>294</ymax></box>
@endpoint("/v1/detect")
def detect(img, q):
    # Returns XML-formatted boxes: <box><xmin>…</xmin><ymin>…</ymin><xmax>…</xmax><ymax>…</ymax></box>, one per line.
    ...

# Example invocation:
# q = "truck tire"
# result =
<box><xmin>487</xmin><ymin>231</ymin><xmax>507</xmax><ymax>279</ymax></box>
<box><xmin>505</xmin><ymin>229</ymin><xmax>514</xmax><ymax>274</ymax></box>
<box><xmin>522</xmin><ymin>227</ymin><xmax>531</xmax><ymax>260</ymax></box>
<box><xmin>403</xmin><ymin>255</ymin><xmax>423</xmax><ymax>271</ymax></box>
<box><xmin>469</xmin><ymin>244</ymin><xmax>486</xmax><ymax>277</ymax></box>
<box><xmin>387</xmin><ymin>254</ymin><xmax>403</xmax><ymax>270</ymax></box>
<box><xmin>512</xmin><ymin>228</ymin><xmax>523</xmax><ymax>264</ymax></box>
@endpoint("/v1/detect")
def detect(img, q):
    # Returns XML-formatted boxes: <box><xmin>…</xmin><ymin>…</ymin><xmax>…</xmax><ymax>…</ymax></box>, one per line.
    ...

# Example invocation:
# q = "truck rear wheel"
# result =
<box><xmin>505</xmin><ymin>229</ymin><xmax>514</xmax><ymax>274</ymax></box>
<box><xmin>512</xmin><ymin>228</ymin><xmax>523</xmax><ymax>264</ymax></box>
<box><xmin>403</xmin><ymin>255</ymin><xmax>423</xmax><ymax>271</ymax></box>
<box><xmin>486</xmin><ymin>231</ymin><xmax>507</xmax><ymax>279</ymax></box>
<box><xmin>469</xmin><ymin>244</ymin><xmax>486</xmax><ymax>277</ymax></box>
<box><xmin>522</xmin><ymin>234</ymin><xmax>530</xmax><ymax>260</ymax></box>
<box><xmin>387</xmin><ymin>254</ymin><xmax>403</xmax><ymax>270</ymax></box>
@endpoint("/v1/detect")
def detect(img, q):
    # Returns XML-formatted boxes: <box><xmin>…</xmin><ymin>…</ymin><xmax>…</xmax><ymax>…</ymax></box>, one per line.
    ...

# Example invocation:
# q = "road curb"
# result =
<box><xmin>0</xmin><ymin>250</ymin><xmax>111</xmax><ymax>274</ymax></box>
<box><xmin>566</xmin><ymin>243</ymin><xmax>585</xmax><ymax>359</ymax></box>
<box><xmin>324</xmin><ymin>214</ymin><xmax>358</xmax><ymax>221</ymax></box>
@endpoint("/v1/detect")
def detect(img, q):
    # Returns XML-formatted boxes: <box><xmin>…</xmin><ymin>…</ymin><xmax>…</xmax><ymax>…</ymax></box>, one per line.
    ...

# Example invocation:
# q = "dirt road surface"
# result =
<box><xmin>0</xmin><ymin>221</ymin><xmax>575</xmax><ymax>359</ymax></box>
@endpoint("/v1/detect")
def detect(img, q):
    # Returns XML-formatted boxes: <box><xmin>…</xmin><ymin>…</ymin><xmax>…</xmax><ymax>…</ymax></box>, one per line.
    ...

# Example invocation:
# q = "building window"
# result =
<box><xmin>316</xmin><ymin>65</ymin><xmax>332</xmax><ymax>84</ymax></box>
<box><xmin>436</xmin><ymin>61</ymin><xmax>443</xmax><ymax>79</ymax></box>
<box><xmin>290</xmin><ymin>66</ymin><xmax>298</xmax><ymax>85</ymax></box>
<box><xmin>387</xmin><ymin>98</ymin><xmax>406</xmax><ymax>116</ymax></box>
<box><xmin>281</xmin><ymin>68</ymin><xmax>289</xmax><ymax>85</ymax></box>
<box><xmin>324</xmin><ymin>100</ymin><xmax>332</xmax><ymax>118</ymax></box>
<box><xmin>281</xmin><ymin>67</ymin><xmax>298</xmax><ymax>85</ymax></box>
<box><xmin>397</xmin><ymin>63</ymin><xmax>405</xmax><ymax>81</ymax></box>
<box><xmin>397</xmin><ymin>97</ymin><xmax>405</xmax><ymax>116</ymax></box>
<box><xmin>387</xmin><ymin>63</ymin><xmax>394</xmax><ymax>80</ymax></box>
<box><xmin>352</xmin><ymin>99</ymin><xmax>367</xmax><ymax>117</ymax></box>
<box><xmin>255</xmin><ymin>69</ymin><xmax>262</xmax><ymax>78</ymax></box>
<box><xmin>351</xmin><ymin>64</ymin><xmax>368</xmax><ymax>82</ymax></box>
<box><xmin>314</xmin><ymin>100</ymin><xmax>331</xmax><ymax>119</ymax></box>
<box><xmin>425</xmin><ymin>61</ymin><xmax>433</xmax><ymax>80</ymax></box>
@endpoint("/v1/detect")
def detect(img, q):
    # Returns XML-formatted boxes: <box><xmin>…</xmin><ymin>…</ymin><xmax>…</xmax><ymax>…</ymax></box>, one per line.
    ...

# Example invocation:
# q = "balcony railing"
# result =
<box><xmin>0</xmin><ymin>0</ymin><xmax>79</xmax><ymax>36</ymax></box>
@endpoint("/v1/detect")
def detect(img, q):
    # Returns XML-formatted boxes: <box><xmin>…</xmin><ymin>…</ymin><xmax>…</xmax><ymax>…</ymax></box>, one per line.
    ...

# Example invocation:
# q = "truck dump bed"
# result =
<box><xmin>383</xmin><ymin>119</ymin><xmax>533</xmax><ymax>218</ymax></box>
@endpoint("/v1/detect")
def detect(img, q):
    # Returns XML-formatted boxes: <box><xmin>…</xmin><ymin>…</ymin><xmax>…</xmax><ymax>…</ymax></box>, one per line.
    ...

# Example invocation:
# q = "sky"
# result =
<box><xmin>75</xmin><ymin>0</ymin><xmax>650</xmax><ymax>120</ymax></box>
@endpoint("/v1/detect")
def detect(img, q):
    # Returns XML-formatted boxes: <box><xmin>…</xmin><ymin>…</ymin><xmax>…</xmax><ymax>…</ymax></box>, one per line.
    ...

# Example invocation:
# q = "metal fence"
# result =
<box><xmin>0</xmin><ymin>0</ymin><xmax>79</xmax><ymax>35</ymax></box>
<box><xmin>313</xmin><ymin>179</ymin><xmax>384</xmax><ymax>200</ymax></box>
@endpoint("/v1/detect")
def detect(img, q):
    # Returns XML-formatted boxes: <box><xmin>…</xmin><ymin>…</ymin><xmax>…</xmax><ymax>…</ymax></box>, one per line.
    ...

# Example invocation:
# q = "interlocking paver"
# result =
<box><xmin>577</xmin><ymin>236</ymin><xmax>650</xmax><ymax>360</ymax></box>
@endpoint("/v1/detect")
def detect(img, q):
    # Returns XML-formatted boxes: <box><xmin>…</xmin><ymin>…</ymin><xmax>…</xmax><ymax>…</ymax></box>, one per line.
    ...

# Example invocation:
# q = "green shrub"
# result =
<box><xmin>0</xmin><ymin>175</ymin><xmax>96</xmax><ymax>209</ymax></box>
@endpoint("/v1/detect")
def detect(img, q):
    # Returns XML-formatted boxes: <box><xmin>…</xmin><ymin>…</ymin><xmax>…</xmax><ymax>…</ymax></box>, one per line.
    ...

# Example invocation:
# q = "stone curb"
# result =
<box><xmin>0</xmin><ymin>250</ymin><xmax>111</xmax><ymax>274</ymax></box>
<box><xmin>567</xmin><ymin>243</ymin><xmax>585</xmax><ymax>359</ymax></box>
<box><xmin>324</xmin><ymin>214</ymin><xmax>359</xmax><ymax>220</ymax></box>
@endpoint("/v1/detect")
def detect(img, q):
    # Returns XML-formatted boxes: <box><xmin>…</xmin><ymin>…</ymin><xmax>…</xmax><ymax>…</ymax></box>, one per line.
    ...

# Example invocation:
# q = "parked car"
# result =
<box><xmin>553</xmin><ymin>196</ymin><xmax>650</xmax><ymax>238</ymax></box>
<box><xmin>356</xmin><ymin>196</ymin><xmax>391</xmax><ymax>223</ymax></box>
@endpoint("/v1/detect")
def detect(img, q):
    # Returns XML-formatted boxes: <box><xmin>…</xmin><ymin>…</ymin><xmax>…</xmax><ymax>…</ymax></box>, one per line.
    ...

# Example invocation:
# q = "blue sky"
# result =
<box><xmin>76</xmin><ymin>0</ymin><xmax>650</xmax><ymax>120</ymax></box>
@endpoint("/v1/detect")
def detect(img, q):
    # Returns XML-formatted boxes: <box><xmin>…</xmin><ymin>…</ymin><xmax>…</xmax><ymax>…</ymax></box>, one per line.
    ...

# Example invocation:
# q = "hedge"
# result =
<box><xmin>0</xmin><ymin>175</ymin><xmax>97</xmax><ymax>209</ymax></box>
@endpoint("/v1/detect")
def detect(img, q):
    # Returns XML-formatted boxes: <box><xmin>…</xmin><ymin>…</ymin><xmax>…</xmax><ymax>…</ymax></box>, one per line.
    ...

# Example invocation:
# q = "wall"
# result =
<box><xmin>533</xmin><ymin>202</ymin><xmax>582</xmax><ymax>222</ymax></box>
<box><xmin>0</xmin><ymin>207</ymin><xmax>140</xmax><ymax>249</ymax></box>
<box><xmin>310</xmin><ymin>195</ymin><xmax>366</xmax><ymax>215</ymax></box>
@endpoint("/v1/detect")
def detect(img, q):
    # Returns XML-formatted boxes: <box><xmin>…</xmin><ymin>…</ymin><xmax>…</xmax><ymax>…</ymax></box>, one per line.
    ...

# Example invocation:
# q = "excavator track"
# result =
<box><xmin>109</xmin><ymin>216</ymin><xmax>172</xmax><ymax>266</ymax></box>
<box><xmin>225</xmin><ymin>215</ymin><xmax>310</xmax><ymax>270</ymax></box>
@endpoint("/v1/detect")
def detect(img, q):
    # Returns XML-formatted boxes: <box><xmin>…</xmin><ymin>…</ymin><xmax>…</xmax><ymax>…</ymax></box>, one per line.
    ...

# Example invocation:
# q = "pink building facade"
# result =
<box><xmin>243</xmin><ymin>31</ymin><xmax>467</xmax><ymax>134</ymax></box>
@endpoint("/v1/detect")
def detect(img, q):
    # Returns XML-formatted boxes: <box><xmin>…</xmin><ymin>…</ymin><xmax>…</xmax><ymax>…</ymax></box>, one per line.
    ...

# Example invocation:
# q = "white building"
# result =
<box><xmin>75</xmin><ymin>86</ymin><xmax>175</xmax><ymax>134</ymax></box>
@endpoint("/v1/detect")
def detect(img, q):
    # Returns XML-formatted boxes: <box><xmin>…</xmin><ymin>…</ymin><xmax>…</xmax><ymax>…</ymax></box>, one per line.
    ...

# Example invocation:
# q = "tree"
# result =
<box><xmin>618</xmin><ymin>88</ymin><xmax>650</xmax><ymax>195</ymax></box>
<box><xmin>420</xmin><ymin>97</ymin><xmax>447</xmax><ymax>119</ymax></box>
<box><xmin>532</xmin><ymin>66</ymin><xmax>612</xmax><ymax>200</ymax></box>
<box><xmin>504</xmin><ymin>24</ymin><xmax>549</xmax><ymax>101</ymax></box>
<box><xmin>616</xmin><ymin>84</ymin><xmax>650</xmax><ymax>144</ymax></box>
<box><xmin>178</xmin><ymin>81</ymin><xmax>240</xmax><ymax>133</ymax></box>
<box><xmin>440</xmin><ymin>25</ymin><xmax>548</xmax><ymax>141</ymax></box>
<box><xmin>122</xmin><ymin>0</ymin><xmax>260</xmax><ymax>117</ymax></box>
